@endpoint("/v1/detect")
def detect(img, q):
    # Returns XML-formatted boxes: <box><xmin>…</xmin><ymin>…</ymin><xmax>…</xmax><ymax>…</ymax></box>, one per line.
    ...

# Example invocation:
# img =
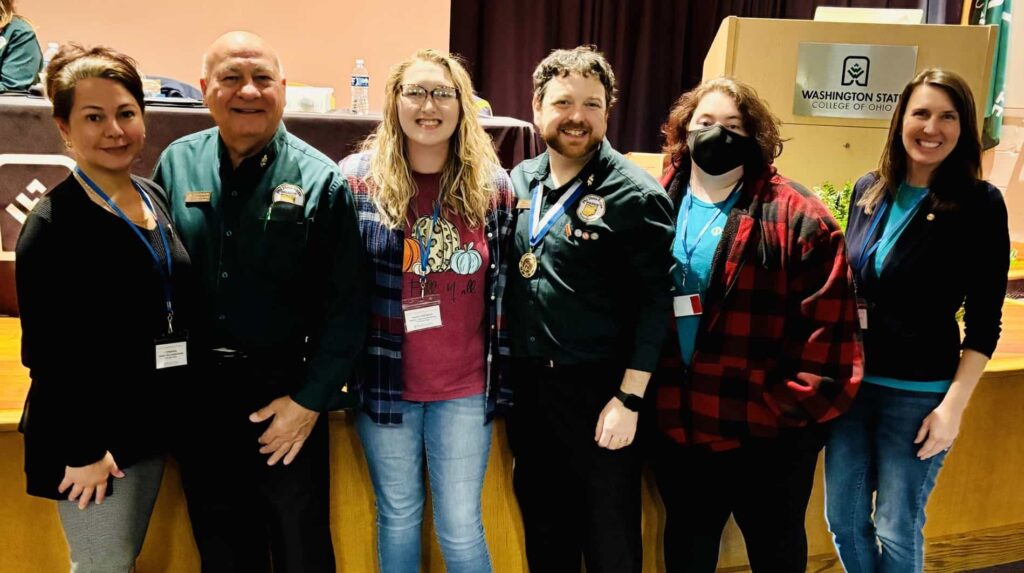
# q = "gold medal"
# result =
<box><xmin>519</xmin><ymin>251</ymin><xmax>538</xmax><ymax>278</ymax></box>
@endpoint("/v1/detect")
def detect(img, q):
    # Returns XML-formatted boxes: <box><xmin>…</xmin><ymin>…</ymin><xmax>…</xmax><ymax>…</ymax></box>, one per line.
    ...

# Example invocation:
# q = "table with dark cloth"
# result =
<box><xmin>0</xmin><ymin>95</ymin><xmax>539</xmax><ymax>315</ymax></box>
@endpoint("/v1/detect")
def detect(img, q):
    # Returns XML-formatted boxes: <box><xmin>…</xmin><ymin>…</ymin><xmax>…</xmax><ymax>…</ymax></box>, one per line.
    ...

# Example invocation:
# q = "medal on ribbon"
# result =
<box><xmin>521</xmin><ymin>179</ymin><xmax>587</xmax><ymax>278</ymax></box>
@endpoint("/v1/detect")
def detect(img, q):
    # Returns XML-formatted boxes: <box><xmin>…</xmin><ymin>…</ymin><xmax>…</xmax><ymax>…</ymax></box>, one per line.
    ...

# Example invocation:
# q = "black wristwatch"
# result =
<box><xmin>614</xmin><ymin>389</ymin><xmax>643</xmax><ymax>412</ymax></box>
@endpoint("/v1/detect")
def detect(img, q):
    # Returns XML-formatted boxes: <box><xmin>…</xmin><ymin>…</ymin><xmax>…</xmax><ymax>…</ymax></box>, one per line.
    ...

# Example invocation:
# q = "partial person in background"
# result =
<box><xmin>152</xmin><ymin>31</ymin><xmax>368</xmax><ymax>572</ymax></box>
<box><xmin>339</xmin><ymin>48</ymin><xmax>514</xmax><ymax>573</ymax></box>
<box><xmin>0</xmin><ymin>0</ymin><xmax>42</xmax><ymax>91</ymax></box>
<box><xmin>826</xmin><ymin>68</ymin><xmax>1009</xmax><ymax>573</ymax></box>
<box><xmin>17</xmin><ymin>43</ymin><xmax>193</xmax><ymax>572</ymax></box>
<box><xmin>652</xmin><ymin>76</ymin><xmax>862</xmax><ymax>573</ymax></box>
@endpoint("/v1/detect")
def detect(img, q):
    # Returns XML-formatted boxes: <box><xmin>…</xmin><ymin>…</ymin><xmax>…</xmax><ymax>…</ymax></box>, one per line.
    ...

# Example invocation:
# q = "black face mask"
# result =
<box><xmin>687</xmin><ymin>124</ymin><xmax>755</xmax><ymax>176</ymax></box>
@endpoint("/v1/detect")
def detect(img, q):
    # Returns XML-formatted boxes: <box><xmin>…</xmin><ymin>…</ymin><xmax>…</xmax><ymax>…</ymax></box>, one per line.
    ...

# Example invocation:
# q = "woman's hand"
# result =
<box><xmin>58</xmin><ymin>451</ymin><xmax>125</xmax><ymax>509</ymax></box>
<box><xmin>914</xmin><ymin>402</ymin><xmax>963</xmax><ymax>460</ymax></box>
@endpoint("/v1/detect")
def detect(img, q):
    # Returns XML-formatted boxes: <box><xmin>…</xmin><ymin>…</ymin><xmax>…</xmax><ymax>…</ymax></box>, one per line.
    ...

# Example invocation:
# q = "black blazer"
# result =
<box><xmin>16</xmin><ymin>174</ymin><xmax>195</xmax><ymax>499</ymax></box>
<box><xmin>845</xmin><ymin>172</ymin><xmax>1009</xmax><ymax>382</ymax></box>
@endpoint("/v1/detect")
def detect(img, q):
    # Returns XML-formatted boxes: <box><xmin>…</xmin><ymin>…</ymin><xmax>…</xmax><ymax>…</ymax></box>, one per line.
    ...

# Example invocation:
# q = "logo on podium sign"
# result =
<box><xmin>0</xmin><ymin>154</ymin><xmax>76</xmax><ymax>261</ymax></box>
<box><xmin>841</xmin><ymin>56</ymin><xmax>870</xmax><ymax>87</ymax></box>
<box><xmin>794</xmin><ymin>43</ymin><xmax>918</xmax><ymax>120</ymax></box>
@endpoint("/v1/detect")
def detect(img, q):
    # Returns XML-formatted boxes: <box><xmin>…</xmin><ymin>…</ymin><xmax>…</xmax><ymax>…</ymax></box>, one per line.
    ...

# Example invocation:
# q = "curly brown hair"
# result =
<box><xmin>46</xmin><ymin>43</ymin><xmax>145</xmax><ymax>123</ymax></box>
<box><xmin>532</xmin><ymin>45</ymin><xmax>617</xmax><ymax>109</ymax></box>
<box><xmin>661</xmin><ymin>76</ymin><xmax>783</xmax><ymax>173</ymax></box>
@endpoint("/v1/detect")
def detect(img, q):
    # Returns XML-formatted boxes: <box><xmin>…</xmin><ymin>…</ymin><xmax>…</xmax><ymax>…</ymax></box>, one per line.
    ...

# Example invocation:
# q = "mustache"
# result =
<box><xmin>558</xmin><ymin>122</ymin><xmax>590</xmax><ymax>132</ymax></box>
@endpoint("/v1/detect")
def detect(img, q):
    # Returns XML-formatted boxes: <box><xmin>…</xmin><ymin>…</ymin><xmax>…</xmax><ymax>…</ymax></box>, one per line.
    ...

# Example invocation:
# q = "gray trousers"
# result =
<box><xmin>56</xmin><ymin>455</ymin><xmax>165</xmax><ymax>573</ymax></box>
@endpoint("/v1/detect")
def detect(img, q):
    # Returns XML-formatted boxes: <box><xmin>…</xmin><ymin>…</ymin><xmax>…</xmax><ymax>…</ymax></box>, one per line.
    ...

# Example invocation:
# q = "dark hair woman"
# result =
<box><xmin>16</xmin><ymin>43</ymin><xmax>193</xmax><ymax>572</ymax></box>
<box><xmin>825</xmin><ymin>68</ymin><xmax>1009</xmax><ymax>573</ymax></box>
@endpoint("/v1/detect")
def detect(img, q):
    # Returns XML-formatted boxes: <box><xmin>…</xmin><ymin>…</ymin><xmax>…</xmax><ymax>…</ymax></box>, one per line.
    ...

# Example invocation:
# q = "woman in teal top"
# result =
<box><xmin>0</xmin><ymin>0</ymin><xmax>42</xmax><ymax>91</ymax></box>
<box><xmin>826</xmin><ymin>69</ymin><xmax>1009</xmax><ymax>572</ymax></box>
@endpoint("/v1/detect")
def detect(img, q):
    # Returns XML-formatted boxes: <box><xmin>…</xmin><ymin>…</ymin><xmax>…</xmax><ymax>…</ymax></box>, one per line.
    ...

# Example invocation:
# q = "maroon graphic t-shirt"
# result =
<box><xmin>400</xmin><ymin>171</ymin><xmax>489</xmax><ymax>401</ymax></box>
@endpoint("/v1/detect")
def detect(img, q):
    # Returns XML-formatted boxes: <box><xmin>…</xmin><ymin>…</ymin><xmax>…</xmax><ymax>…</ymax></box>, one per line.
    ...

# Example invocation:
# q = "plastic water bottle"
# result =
<box><xmin>39</xmin><ymin>42</ymin><xmax>60</xmax><ymax>93</ymax></box>
<box><xmin>42</xmin><ymin>42</ymin><xmax>60</xmax><ymax>67</ymax></box>
<box><xmin>350</xmin><ymin>59</ymin><xmax>369</xmax><ymax>115</ymax></box>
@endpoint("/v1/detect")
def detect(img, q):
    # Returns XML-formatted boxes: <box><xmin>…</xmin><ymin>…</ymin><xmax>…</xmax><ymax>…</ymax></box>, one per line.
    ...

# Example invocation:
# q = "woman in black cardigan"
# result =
<box><xmin>825</xmin><ymin>68</ymin><xmax>1009</xmax><ymax>573</ymax></box>
<box><xmin>16</xmin><ymin>44</ymin><xmax>193</xmax><ymax>571</ymax></box>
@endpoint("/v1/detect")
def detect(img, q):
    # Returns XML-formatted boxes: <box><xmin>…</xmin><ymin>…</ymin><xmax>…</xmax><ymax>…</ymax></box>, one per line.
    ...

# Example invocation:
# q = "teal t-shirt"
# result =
<box><xmin>672</xmin><ymin>187</ymin><xmax>740</xmax><ymax>365</ymax></box>
<box><xmin>866</xmin><ymin>181</ymin><xmax>952</xmax><ymax>393</ymax></box>
<box><xmin>873</xmin><ymin>182</ymin><xmax>928</xmax><ymax>276</ymax></box>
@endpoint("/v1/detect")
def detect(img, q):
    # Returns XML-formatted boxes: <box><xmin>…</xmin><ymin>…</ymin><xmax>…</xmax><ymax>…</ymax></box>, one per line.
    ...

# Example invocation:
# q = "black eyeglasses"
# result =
<box><xmin>400</xmin><ymin>84</ymin><xmax>459</xmax><ymax>104</ymax></box>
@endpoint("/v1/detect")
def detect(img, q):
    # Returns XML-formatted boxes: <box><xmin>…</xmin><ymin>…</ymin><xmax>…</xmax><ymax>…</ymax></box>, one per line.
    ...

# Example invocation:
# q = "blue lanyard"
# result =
<box><xmin>678</xmin><ymin>181</ymin><xmax>742</xmax><ymax>272</ymax></box>
<box><xmin>74</xmin><ymin>167</ymin><xmax>176</xmax><ymax>333</ymax></box>
<box><xmin>854</xmin><ymin>191</ymin><xmax>927</xmax><ymax>273</ymax></box>
<box><xmin>413</xmin><ymin>200</ymin><xmax>442</xmax><ymax>295</ymax></box>
<box><xmin>529</xmin><ymin>179</ymin><xmax>587</xmax><ymax>249</ymax></box>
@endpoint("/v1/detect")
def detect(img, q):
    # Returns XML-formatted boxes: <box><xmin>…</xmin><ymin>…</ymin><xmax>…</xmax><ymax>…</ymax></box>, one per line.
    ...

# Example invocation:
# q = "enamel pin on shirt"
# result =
<box><xmin>272</xmin><ymin>184</ymin><xmax>305</xmax><ymax>206</ymax></box>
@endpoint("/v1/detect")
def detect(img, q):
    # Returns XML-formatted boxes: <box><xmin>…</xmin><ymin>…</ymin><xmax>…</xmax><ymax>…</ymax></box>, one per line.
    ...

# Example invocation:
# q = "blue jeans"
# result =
<box><xmin>356</xmin><ymin>394</ymin><xmax>493</xmax><ymax>573</ymax></box>
<box><xmin>825</xmin><ymin>383</ymin><xmax>949</xmax><ymax>573</ymax></box>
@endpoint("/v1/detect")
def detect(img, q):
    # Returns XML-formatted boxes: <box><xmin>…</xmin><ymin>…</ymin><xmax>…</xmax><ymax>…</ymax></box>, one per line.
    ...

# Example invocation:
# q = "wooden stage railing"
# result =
<box><xmin>2</xmin><ymin>307</ymin><xmax>1024</xmax><ymax>572</ymax></box>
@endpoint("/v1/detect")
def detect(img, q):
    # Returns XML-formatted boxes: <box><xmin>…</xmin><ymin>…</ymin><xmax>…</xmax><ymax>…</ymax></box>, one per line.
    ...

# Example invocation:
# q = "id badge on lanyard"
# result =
<box><xmin>673</xmin><ymin>294</ymin><xmax>703</xmax><ymax>317</ymax></box>
<box><xmin>155</xmin><ymin>332</ymin><xmax>189</xmax><ymax>369</ymax></box>
<box><xmin>856</xmin><ymin>298</ymin><xmax>869</xmax><ymax>330</ymax></box>
<box><xmin>403</xmin><ymin>294</ymin><xmax>443</xmax><ymax>333</ymax></box>
<box><xmin>403</xmin><ymin>201</ymin><xmax>444</xmax><ymax>333</ymax></box>
<box><xmin>74</xmin><ymin>167</ymin><xmax>189</xmax><ymax>369</ymax></box>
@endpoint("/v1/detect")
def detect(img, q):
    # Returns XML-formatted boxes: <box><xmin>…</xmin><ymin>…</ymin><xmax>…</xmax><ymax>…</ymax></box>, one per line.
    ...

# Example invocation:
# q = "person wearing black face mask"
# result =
<box><xmin>647</xmin><ymin>77</ymin><xmax>863</xmax><ymax>573</ymax></box>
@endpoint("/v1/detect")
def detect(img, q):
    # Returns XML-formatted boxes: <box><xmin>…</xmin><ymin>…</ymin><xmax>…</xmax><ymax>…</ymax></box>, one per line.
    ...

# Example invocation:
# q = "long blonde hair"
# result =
<box><xmin>361</xmin><ymin>49</ymin><xmax>497</xmax><ymax>229</ymax></box>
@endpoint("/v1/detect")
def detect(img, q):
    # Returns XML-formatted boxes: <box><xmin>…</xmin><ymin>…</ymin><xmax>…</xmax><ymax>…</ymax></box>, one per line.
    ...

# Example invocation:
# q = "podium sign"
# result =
<box><xmin>793</xmin><ymin>42</ymin><xmax>918</xmax><ymax>120</ymax></box>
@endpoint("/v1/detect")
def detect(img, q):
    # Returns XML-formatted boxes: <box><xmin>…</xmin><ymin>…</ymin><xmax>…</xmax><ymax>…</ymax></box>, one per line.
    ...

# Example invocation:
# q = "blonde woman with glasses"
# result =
<box><xmin>339</xmin><ymin>49</ymin><xmax>515</xmax><ymax>573</ymax></box>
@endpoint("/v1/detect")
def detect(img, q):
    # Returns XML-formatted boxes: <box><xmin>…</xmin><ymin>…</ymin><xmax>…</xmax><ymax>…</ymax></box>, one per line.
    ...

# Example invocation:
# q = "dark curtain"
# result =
<box><xmin>451</xmin><ymin>0</ymin><xmax>964</xmax><ymax>153</ymax></box>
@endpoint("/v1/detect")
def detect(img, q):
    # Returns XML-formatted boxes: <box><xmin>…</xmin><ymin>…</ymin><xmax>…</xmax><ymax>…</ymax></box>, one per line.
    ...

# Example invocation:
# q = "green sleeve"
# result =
<box><xmin>291</xmin><ymin>174</ymin><xmax>370</xmax><ymax>411</ymax></box>
<box><xmin>626</xmin><ymin>189</ymin><xmax>675</xmax><ymax>372</ymax></box>
<box><xmin>0</xmin><ymin>22</ymin><xmax>43</xmax><ymax>91</ymax></box>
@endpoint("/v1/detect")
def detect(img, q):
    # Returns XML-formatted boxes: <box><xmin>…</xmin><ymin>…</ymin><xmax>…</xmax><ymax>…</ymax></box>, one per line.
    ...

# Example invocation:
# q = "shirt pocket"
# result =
<box><xmin>253</xmin><ymin>211</ymin><xmax>309</xmax><ymax>279</ymax></box>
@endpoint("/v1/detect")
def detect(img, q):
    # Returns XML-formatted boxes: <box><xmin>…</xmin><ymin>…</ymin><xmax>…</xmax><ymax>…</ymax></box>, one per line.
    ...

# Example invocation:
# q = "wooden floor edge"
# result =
<box><xmin>716</xmin><ymin>522</ymin><xmax>1024</xmax><ymax>572</ymax></box>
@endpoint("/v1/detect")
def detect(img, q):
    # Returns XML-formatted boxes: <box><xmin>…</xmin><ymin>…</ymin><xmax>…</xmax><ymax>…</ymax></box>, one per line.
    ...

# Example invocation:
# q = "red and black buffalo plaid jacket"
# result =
<box><xmin>655</xmin><ymin>164</ymin><xmax>862</xmax><ymax>451</ymax></box>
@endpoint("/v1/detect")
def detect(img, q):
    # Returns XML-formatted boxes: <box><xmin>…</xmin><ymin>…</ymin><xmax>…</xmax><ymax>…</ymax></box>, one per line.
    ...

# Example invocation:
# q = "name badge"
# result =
<box><xmin>403</xmin><ymin>295</ymin><xmax>443</xmax><ymax>332</ymax></box>
<box><xmin>673</xmin><ymin>294</ymin><xmax>703</xmax><ymax>317</ymax></box>
<box><xmin>857</xmin><ymin>298</ymin><xmax>869</xmax><ymax>330</ymax></box>
<box><xmin>516</xmin><ymin>198</ymin><xmax>532</xmax><ymax>210</ymax></box>
<box><xmin>154</xmin><ymin>333</ymin><xmax>188</xmax><ymax>369</ymax></box>
<box><xmin>185</xmin><ymin>191</ymin><xmax>212</xmax><ymax>204</ymax></box>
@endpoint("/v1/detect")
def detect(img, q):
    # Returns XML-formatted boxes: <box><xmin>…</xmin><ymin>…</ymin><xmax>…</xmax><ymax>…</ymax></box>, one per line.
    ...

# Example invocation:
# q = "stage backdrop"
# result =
<box><xmin>451</xmin><ymin>0</ymin><xmax>964</xmax><ymax>154</ymax></box>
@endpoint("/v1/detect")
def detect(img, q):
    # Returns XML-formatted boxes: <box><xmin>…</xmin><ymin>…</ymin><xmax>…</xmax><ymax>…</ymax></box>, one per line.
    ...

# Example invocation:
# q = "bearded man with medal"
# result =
<box><xmin>504</xmin><ymin>47</ymin><xmax>675</xmax><ymax>573</ymax></box>
<box><xmin>650</xmin><ymin>77</ymin><xmax>862</xmax><ymax>573</ymax></box>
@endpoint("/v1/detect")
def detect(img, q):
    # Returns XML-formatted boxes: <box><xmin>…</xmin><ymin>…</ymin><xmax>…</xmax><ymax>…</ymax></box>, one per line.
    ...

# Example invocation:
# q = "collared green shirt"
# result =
<box><xmin>507</xmin><ymin>139</ymin><xmax>674</xmax><ymax>372</ymax></box>
<box><xmin>152</xmin><ymin>124</ymin><xmax>369</xmax><ymax>411</ymax></box>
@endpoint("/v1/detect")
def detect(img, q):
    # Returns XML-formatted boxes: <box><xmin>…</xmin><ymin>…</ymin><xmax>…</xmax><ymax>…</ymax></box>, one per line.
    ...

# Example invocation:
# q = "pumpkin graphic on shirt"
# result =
<box><xmin>450</xmin><ymin>242</ymin><xmax>483</xmax><ymax>275</ymax></box>
<box><xmin>410</xmin><ymin>214</ymin><xmax>460</xmax><ymax>273</ymax></box>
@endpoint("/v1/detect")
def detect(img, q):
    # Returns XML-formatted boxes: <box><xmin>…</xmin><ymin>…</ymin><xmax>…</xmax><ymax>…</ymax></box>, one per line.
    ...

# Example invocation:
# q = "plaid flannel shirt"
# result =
<box><xmin>339</xmin><ymin>152</ymin><xmax>516</xmax><ymax>424</ymax></box>
<box><xmin>655</xmin><ymin>165</ymin><xmax>863</xmax><ymax>450</ymax></box>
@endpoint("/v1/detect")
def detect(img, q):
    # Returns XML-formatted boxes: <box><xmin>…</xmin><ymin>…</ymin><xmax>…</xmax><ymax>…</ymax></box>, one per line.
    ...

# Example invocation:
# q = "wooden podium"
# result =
<box><xmin>703</xmin><ymin>16</ymin><xmax>997</xmax><ymax>190</ymax></box>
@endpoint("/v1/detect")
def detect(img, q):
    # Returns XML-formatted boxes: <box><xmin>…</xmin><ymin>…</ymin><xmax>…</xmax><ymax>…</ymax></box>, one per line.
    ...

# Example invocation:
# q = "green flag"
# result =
<box><xmin>968</xmin><ymin>0</ymin><xmax>1013</xmax><ymax>149</ymax></box>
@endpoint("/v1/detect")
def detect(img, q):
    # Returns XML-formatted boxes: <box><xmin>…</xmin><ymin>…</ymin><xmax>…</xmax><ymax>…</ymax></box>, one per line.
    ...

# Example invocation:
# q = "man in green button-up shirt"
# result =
<box><xmin>152</xmin><ymin>31</ymin><xmax>367</xmax><ymax>572</ymax></box>
<box><xmin>505</xmin><ymin>47</ymin><xmax>674</xmax><ymax>573</ymax></box>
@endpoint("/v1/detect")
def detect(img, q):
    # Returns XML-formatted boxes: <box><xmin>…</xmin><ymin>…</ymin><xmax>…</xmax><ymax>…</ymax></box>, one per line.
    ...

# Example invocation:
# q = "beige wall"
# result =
<box><xmin>20</xmin><ymin>0</ymin><xmax>451</xmax><ymax>112</ymax></box>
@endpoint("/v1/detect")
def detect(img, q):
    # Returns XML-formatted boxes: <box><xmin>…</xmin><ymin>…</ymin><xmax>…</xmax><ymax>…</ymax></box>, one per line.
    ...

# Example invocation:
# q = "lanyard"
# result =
<box><xmin>74</xmin><ymin>167</ymin><xmax>176</xmax><ymax>333</ymax></box>
<box><xmin>412</xmin><ymin>200</ymin><xmax>442</xmax><ymax>296</ymax></box>
<box><xmin>854</xmin><ymin>190</ymin><xmax>927</xmax><ymax>273</ymax></box>
<box><xmin>678</xmin><ymin>181</ymin><xmax>742</xmax><ymax>274</ymax></box>
<box><xmin>529</xmin><ymin>178</ymin><xmax>587</xmax><ymax>249</ymax></box>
